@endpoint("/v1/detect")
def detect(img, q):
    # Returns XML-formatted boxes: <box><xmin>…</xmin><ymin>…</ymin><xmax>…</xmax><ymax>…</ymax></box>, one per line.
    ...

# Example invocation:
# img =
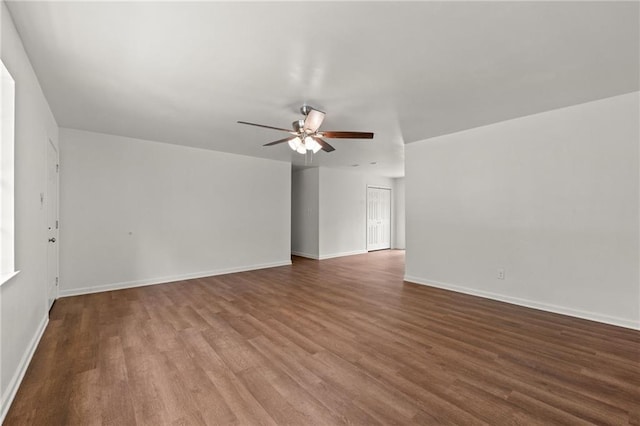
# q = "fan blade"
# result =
<box><xmin>320</xmin><ymin>131</ymin><xmax>374</xmax><ymax>139</ymax></box>
<box><xmin>312</xmin><ymin>137</ymin><xmax>335</xmax><ymax>152</ymax></box>
<box><xmin>263</xmin><ymin>137</ymin><xmax>294</xmax><ymax>147</ymax></box>
<box><xmin>303</xmin><ymin>109</ymin><xmax>325</xmax><ymax>133</ymax></box>
<box><xmin>237</xmin><ymin>121</ymin><xmax>296</xmax><ymax>134</ymax></box>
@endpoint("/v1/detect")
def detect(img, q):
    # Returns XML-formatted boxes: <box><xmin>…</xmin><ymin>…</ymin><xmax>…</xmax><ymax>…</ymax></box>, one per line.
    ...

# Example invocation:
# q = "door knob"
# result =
<box><xmin>48</xmin><ymin>237</ymin><xmax>56</xmax><ymax>243</ymax></box>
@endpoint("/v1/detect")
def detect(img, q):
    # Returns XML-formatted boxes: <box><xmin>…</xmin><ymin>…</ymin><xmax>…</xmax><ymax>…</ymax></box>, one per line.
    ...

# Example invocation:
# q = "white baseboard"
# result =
<box><xmin>59</xmin><ymin>260</ymin><xmax>292</xmax><ymax>298</ymax></box>
<box><xmin>292</xmin><ymin>250</ymin><xmax>371</xmax><ymax>260</ymax></box>
<box><xmin>319</xmin><ymin>250</ymin><xmax>368</xmax><ymax>260</ymax></box>
<box><xmin>291</xmin><ymin>251</ymin><xmax>320</xmax><ymax>260</ymax></box>
<box><xmin>1</xmin><ymin>315</ymin><xmax>49</xmax><ymax>423</ymax></box>
<box><xmin>404</xmin><ymin>275</ymin><xmax>639</xmax><ymax>330</ymax></box>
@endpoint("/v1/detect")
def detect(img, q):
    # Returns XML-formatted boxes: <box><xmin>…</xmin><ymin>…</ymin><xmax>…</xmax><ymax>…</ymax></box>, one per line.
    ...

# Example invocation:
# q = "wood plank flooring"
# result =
<box><xmin>5</xmin><ymin>250</ymin><xmax>640</xmax><ymax>425</ymax></box>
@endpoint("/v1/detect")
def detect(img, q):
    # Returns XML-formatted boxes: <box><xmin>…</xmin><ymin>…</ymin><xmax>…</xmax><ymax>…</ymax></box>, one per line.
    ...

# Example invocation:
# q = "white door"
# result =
<box><xmin>46</xmin><ymin>139</ymin><xmax>59</xmax><ymax>310</ymax></box>
<box><xmin>367</xmin><ymin>187</ymin><xmax>391</xmax><ymax>251</ymax></box>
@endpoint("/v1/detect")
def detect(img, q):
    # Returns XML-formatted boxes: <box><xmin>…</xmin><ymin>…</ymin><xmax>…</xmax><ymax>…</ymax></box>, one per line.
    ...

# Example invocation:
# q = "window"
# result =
<box><xmin>1</xmin><ymin>59</ymin><xmax>17</xmax><ymax>284</ymax></box>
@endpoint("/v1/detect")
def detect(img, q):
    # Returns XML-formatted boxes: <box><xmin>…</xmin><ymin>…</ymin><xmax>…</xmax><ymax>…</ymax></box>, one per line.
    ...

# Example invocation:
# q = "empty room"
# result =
<box><xmin>1</xmin><ymin>1</ymin><xmax>638</xmax><ymax>425</ymax></box>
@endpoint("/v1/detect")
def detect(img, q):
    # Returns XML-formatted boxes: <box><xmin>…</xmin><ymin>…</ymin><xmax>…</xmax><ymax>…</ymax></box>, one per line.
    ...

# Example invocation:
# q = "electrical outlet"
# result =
<box><xmin>497</xmin><ymin>268</ymin><xmax>505</xmax><ymax>280</ymax></box>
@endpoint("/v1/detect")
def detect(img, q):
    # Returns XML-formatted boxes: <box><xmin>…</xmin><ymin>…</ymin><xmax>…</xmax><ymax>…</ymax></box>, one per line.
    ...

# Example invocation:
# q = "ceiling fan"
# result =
<box><xmin>237</xmin><ymin>105</ymin><xmax>374</xmax><ymax>154</ymax></box>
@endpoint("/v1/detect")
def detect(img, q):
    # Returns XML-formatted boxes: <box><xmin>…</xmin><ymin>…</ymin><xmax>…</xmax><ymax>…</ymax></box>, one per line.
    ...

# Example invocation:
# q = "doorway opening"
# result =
<box><xmin>46</xmin><ymin>138</ymin><xmax>59</xmax><ymax>310</ymax></box>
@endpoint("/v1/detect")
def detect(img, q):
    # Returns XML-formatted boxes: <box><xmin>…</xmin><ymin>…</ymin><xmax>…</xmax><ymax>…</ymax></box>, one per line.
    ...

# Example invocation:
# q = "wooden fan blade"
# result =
<box><xmin>312</xmin><ymin>137</ymin><xmax>335</xmax><ymax>152</ymax></box>
<box><xmin>263</xmin><ymin>137</ymin><xmax>294</xmax><ymax>147</ymax></box>
<box><xmin>319</xmin><ymin>131</ymin><xmax>374</xmax><ymax>139</ymax></box>
<box><xmin>237</xmin><ymin>121</ymin><xmax>295</xmax><ymax>133</ymax></box>
<box><xmin>303</xmin><ymin>109</ymin><xmax>325</xmax><ymax>133</ymax></box>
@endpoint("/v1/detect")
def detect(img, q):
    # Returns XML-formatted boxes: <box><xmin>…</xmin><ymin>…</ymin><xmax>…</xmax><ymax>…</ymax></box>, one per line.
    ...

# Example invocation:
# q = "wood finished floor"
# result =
<box><xmin>5</xmin><ymin>250</ymin><xmax>640</xmax><ymax>425</ymax></box>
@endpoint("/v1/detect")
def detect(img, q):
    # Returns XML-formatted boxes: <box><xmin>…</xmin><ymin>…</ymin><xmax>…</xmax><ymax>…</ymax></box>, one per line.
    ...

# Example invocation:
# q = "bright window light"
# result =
<box><xmin>1</xmin><ymin>59</ymin><xmax>16</xmax><ymax>284</ymax></box>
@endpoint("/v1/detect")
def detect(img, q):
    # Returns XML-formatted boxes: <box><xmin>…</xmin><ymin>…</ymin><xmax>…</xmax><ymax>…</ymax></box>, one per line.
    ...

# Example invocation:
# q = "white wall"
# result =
<box><xmin>291</xmin><ymin>168</ymin><xmax>320</xmax><ymax>259</ymax></box>
<box><xmin>393</xmin><ymin>178</ymin><xmax>405</xmax><ymax>249</ymax></box>
<box><xmin>291</xmin><ymin>167</ymin><xmax>396</xmax><ymax>260</ymax></box>
<box><xmin>320</xmin><ymin>167</ymin><xmax>394</xmax><ymax>259</ymax></box>
<box><xmin>318</xmin><ymin>168</ymin><xmax>394</xmax><ymax>259</ymax></box>
<box><xmin>406</xmin><ymin>92</ymin><xmax>639</xmax><ymax>329</ymax></box>
<box><xmin>319</xmin><ymin>168</ymin><xmax>367</xmax><ymax>258</ymax></box>
<box><xmin>1</xmin><ymin>2</ymin><xmax>59</xmax><ymax>420</ymax></box>
<box><xmin>59</xmin><ymin>128</ymin><xmax>291</xmax><ymax>295</ymax></box>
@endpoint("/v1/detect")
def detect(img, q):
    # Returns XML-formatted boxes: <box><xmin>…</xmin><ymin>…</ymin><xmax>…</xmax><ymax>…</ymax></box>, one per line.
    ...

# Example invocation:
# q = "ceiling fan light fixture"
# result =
<box><xmin>305</xmin><ymin>136</ymin><xmax>321</xmax><ymax>153</ymax></box>
<box><xmin>296</xmin><ymin>143</ymin><xmax>307</xmax><ymax>154</ymax></box>
<box><xmin>288</xmin><ymin>136</ymin><xmax>302</xmax><ymax>150</ymax></box>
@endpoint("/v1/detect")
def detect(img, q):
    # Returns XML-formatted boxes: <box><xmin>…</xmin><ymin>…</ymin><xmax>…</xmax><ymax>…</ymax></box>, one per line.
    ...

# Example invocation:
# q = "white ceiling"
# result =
<box><xmin>6</xmin><ymin>1</ymin><xmax>639</xmax><ymax>177</ymax></box>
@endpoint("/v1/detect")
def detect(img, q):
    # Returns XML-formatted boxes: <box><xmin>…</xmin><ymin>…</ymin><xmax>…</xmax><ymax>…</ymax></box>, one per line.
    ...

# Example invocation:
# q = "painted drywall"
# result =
<box><xmin>393</xmin><ymin>178</ymin><xmax>405</xmax><ymax>249</ymax></box>
<box><xmin>318</xmin><ymin>168</ymin><xmax>394</xmax><ymax>259</ymax></box>
<box><xmin>291</xmin><ymin>168</ymin><xmax>320</xmax><ymax>259</ymax></box>
<box><xmin>1</xmin><ymin>2</ymin><xmax>58</xmax><ymax>420</ymax></box>
<box><xmin>291</xmin><ymin>167</ymin><xmax>395</xmax><ymax>260</ymax></box>
<box><xmin>406</xmin><ymin>92</ymin><xmax>640</xmax><ymax>329</ymax></box>
<box><xmin>59</xmin><ymin>128</ymin><xmax>291</xmax><ymax>295</ymax></box>
<box><xmin>319</xmin><ymin>168</ymin><xmax>368</xmax><ymax>258</ymax></box>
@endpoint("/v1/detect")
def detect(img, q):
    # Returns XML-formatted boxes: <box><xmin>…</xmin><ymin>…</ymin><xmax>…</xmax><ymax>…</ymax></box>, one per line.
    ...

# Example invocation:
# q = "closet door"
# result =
<box><xmin>367</xmin><ymin>187</ymin><xmax>391</xmax><ymax>251</ymax></box>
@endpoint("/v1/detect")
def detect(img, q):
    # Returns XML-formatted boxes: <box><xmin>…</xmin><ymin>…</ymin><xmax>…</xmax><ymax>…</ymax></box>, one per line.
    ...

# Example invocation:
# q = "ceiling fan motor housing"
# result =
<box><xmin>292</xmin><ymin>119</ymin><xmax>305</xmax><ymax>132</ymax></box>
<box><xmin>300</xmin><ymin>105</ymin><xmax>313</xmax><ymax>116</ymax></box>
